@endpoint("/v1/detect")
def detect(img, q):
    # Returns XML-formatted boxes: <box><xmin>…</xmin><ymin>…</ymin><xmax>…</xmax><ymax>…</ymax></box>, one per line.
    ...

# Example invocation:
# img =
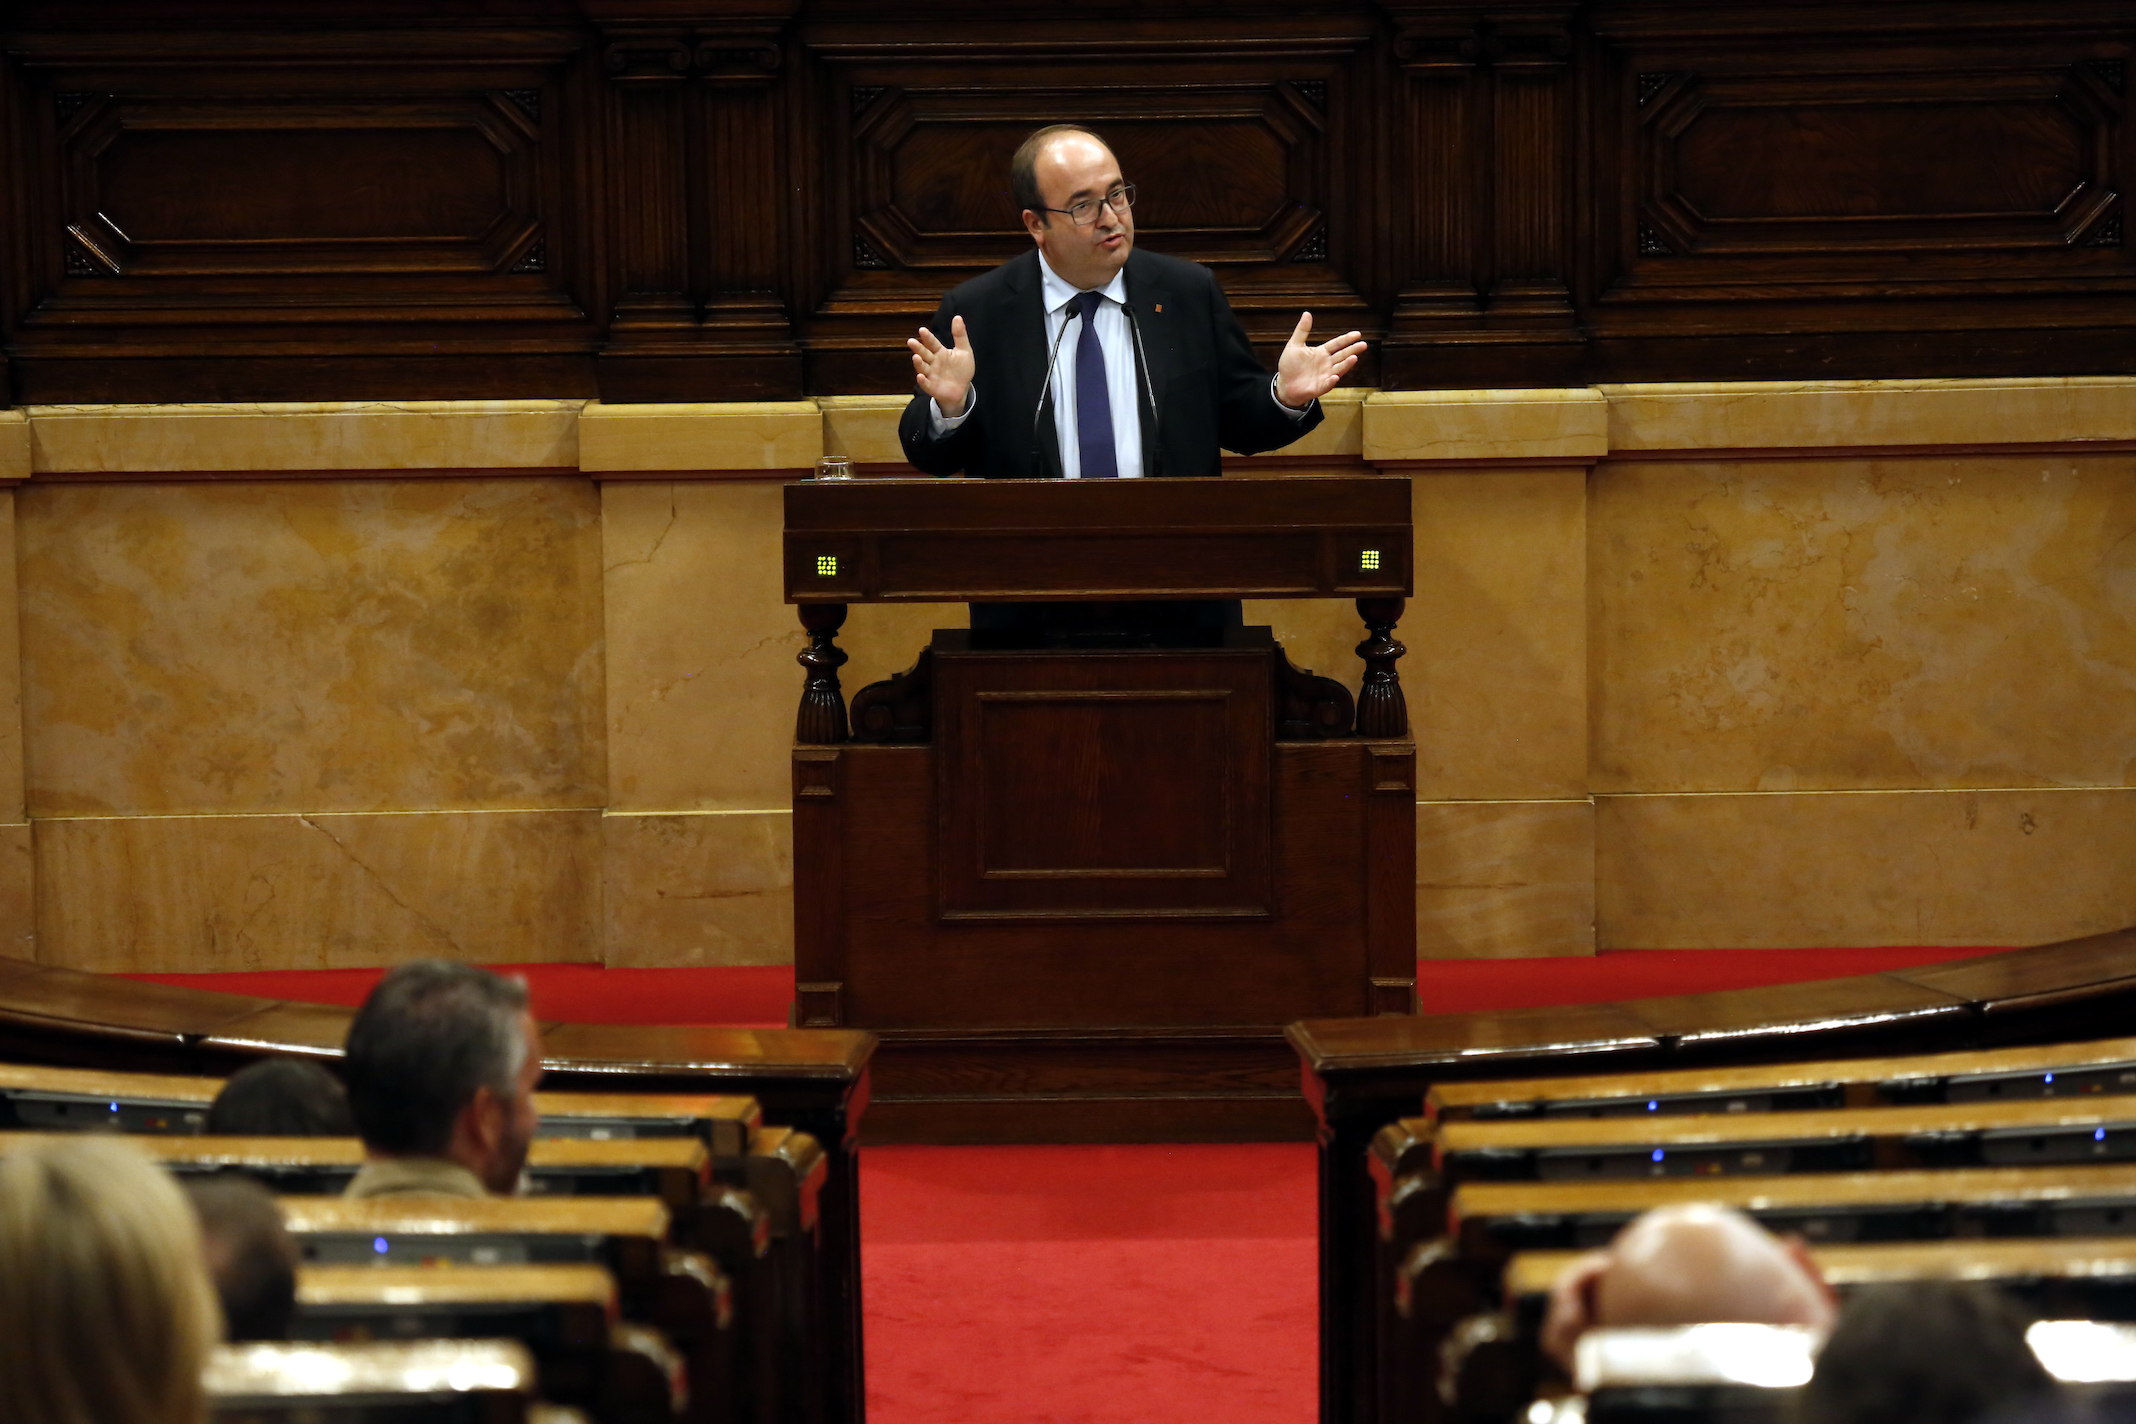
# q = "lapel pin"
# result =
<box><xmin>1154</xmin><ymin>304</ymin><xmax>1163</xmax><ymax>313</ymax></box>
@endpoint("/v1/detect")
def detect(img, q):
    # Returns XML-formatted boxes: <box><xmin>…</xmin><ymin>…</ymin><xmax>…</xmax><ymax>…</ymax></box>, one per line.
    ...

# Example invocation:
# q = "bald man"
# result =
<box><xmin>1541</xmin><ymin>1204</ymin><xmax>1839</xmax><ymax>1372</ymax></box>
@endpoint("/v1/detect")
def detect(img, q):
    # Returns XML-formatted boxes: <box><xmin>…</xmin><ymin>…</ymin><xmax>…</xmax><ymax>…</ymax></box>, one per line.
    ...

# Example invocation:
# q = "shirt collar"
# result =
<box><xmin>1038</xmin><ymin>251</ymin><xmax>1129</xmax><ymax>314</ymax></box>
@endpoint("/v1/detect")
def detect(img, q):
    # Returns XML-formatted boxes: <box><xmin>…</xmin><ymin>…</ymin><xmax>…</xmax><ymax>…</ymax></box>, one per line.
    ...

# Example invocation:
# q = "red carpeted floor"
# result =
<box><xmin>121</xmin><ymin>945</ymin><xmax>2015</xmax><ymax>1424</ymax></box>
<box><xmin>862</xmin><ymin>1142</ymin><xmax>1316</xmax><ymax>1424</ymax></box>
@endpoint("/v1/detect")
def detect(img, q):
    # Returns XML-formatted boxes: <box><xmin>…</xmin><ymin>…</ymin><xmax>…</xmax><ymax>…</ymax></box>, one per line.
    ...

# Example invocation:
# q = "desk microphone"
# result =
<box><xmin>1030</xmin><ymin>307</ymin><xmax>1077</xmax><ymax>469</ymax></box>
<box><xmin>1122</xmin><ymin>300</ymin><xmax>1163</xmax><ymax>478</ymax></box>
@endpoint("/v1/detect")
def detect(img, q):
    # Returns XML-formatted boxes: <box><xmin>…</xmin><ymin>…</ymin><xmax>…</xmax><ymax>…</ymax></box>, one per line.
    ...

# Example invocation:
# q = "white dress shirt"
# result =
<box><xmin>931</xmin><ymin>253</ymin><xmax>1144</xmax><ymax>478</ymax></box>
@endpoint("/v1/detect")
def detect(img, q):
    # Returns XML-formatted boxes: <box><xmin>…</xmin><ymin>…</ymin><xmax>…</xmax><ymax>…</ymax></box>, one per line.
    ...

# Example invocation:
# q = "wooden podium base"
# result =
<box><xmin>858</xmin><ymin>1027</ymin><xmax>1317</xmax><ymax>1146</ymax></box>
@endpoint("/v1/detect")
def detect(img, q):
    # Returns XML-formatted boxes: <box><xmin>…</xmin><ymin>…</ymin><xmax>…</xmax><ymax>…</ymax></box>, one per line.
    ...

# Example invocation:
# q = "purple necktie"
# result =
<box><xmin>1073</xmin><ymin>290</ymin><xmax>1118</xmax><ymax>478</ymax></box>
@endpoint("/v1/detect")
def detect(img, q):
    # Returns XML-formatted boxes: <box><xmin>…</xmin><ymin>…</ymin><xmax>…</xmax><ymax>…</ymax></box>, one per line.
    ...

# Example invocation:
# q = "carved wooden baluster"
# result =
<box><xmin>1354</xmin><ymin>596</ymin><xmax>1409</xmax><ymax>738</ymax></box>
<box><xmin>796</xmin><ymin>603</ymin><xmax>850</xmax><ymax>744</ymax></box>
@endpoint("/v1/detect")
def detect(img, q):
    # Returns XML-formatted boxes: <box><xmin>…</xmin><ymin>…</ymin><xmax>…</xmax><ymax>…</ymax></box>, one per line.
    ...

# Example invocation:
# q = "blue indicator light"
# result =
<box><xmin>1648</xmin><ymin>1100</ymin><xmax>1659</xmax><ymax>1112</ymax></box>
<box><xmin>2097</xmin><ymin>1128</ymin><xmax>2108</xmax><ymax>1142</ymax></box>
<box><xmin>109</xmin><ymin>1102</ymin><xmax>119</xmax><ymax>1112</ymax></box>
<box><xmin>1651</xmin><ymin>1149</ymin><xmax>1665</xmax><ymax>1163</ymax></box>
<box><xmin>2046</xmin><ymin>1073</ymin><xmax>2056</xmax><ymax>1084</ymax></box>
<box><xmin>373</xmin><ymin>1236</ymin><xmax>389</xmax><ymax>1254</ymax></box>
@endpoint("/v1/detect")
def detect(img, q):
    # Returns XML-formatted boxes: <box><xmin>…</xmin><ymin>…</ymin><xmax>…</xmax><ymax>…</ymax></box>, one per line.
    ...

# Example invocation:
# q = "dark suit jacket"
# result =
<box><xmin>897</xmin><ymin>248</ymin><xmax>1323</xmax><ymax>479</ymax></box>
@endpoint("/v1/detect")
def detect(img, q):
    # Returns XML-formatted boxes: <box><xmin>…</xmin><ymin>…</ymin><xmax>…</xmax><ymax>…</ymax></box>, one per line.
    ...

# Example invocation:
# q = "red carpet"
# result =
<box><xmin>862</xmin><ymin>1143</ymin><xmax>1315</xmax><ymax>1424</ymax></box>
<box><xmin>124</xmin><ymin>944</ymin><xmax>2013</xmax><ymax>1025</ymax></box>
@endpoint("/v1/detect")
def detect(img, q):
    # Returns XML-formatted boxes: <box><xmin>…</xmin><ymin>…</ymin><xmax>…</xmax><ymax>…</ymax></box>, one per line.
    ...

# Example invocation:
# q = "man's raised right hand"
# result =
<box><xmin>907</xmin><ymin>315</ymin><xmax>976</xmax><ymax>417</ymax></box>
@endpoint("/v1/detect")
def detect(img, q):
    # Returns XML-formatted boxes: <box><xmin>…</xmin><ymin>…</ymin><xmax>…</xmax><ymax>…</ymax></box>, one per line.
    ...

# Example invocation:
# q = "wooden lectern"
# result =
<box><xmin>782</xmin><ymin>475</ymin><xmax>1416</xmax><ymax>1141</ymax></box>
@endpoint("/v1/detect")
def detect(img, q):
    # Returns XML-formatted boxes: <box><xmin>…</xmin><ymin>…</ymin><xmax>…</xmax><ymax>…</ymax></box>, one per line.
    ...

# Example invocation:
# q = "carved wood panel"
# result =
<box><xmin>2</xmin><ymin>1</ymin><xmax>2135</xmax><ymax>403</ymax></box>
<box><xmin>2</xmin><ymin>19</ymin><xmax>597</xmax><ymax>402</ymax></box>
<box><xmin>795</xmin><ymin>11</ymin><xmax>1381</xmax><ymax>393</ymax></box>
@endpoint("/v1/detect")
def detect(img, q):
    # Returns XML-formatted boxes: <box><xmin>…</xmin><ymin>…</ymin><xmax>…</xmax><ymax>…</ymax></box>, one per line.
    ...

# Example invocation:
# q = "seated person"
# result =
<box><xmin>1800</xmin><ymin>1280</ymin><xmax>2058</xmax><ymax>1424</ymax></box>
<box><xmin>0</xmin><ymin>1136</ymin><xmax>222</xmax><ymax>1424</ymax></box>
<box><xmin>1541</xmin><ymin>1203</ymin><xmax>1838</xmax><ymax>1372</ymax></box>
<box><xmin>207</xmin><ymin>1056</ymin><xmax>354</xmax><ymax>1137</ymax></box>
<box><xmin>341</xmin><ymin>960</ymin><xmax>543</xmax><ymax>1198</ymax></box>
<box><xmin>186</xmin><ymin>1175</ymin><xmax>300</xmax><ymax>1342</ymax></box>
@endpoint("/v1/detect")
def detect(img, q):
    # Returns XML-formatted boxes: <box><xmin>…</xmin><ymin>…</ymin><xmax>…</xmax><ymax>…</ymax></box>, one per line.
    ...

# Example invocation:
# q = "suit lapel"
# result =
<box><xmin>1124</xmin><ymin>251</ymin><xmax>1177</xmax><ymax>477</ymax></box>
<box><xmin>996</xmin><ymin>250</ymin><xmax>1062</xmax><ymax>478</ymax></box>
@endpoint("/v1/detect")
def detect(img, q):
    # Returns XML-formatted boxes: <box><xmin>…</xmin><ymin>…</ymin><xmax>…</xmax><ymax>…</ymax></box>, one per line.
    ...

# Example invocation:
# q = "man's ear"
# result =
<box><xmin>1021</xmin><ymin>209</ymin><xmax>1046</xmax><ymax>244</ymax></box>
<box><xmin>463</xmin><ymin>1084</ymin><xmax>503</xmax><ymax>1155</ymax></box>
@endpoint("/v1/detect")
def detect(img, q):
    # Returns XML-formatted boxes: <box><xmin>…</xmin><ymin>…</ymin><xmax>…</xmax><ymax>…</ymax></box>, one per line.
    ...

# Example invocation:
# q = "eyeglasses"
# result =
<box><xmin>1041</xmin><ymin>184</ymin><xmax>1137</xmax><ymax>228</ymax></box>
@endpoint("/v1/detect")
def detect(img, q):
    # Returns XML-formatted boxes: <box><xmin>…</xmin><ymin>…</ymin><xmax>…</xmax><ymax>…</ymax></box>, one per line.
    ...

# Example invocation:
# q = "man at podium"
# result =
<box><xmin>897</xmin><ymin>123</ymin><xmax>1366</xmax><ymax>642</ymax></box>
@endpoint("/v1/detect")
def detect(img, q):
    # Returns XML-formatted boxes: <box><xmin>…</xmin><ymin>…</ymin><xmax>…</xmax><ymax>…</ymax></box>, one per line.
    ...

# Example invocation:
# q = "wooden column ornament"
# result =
<box><xmin>1354</xmin><ymin>596</ymin><xmax>1408</xmax><ymax>738</ymax></box>
<box><xmin>796</xmin><ymin>602</ymin><xmax>849</xmax><ymax>744</ymax></box>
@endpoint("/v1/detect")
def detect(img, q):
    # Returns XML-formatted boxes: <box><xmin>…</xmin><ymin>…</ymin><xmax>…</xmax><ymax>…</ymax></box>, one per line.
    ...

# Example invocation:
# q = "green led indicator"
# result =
<box><xmin>816</xmin><ymin>554</ymin><xmax>839</xmax><ymax>576</ymax></box>
<box><xmin>1359</xmin><ymin>549</ymin><xmax>1381</xmax><ymax>572</ymax></box>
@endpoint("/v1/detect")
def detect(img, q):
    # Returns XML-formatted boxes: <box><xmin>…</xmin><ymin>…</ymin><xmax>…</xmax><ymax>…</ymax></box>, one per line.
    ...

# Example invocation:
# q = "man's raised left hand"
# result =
<box><xmin>1275</xmin><ymin>312</ymin><xmax>1367</xmax><ymax>411</ymax></box>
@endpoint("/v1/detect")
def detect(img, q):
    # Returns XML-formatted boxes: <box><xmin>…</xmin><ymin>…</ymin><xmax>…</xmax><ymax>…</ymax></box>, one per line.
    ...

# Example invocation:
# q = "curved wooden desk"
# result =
<box><xmin>1289</xmin><ymin>923</ymin><xmax>2136</xmax><ymax>1424</ymax></box>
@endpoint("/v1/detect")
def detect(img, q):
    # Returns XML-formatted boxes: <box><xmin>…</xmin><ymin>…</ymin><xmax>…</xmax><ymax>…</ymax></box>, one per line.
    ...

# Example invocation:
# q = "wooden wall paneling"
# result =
<box><xmin>1378</xmin><ymin>3</ymin><xmax>1584</xmax><ymax>388</ymax></box>
<box><xmin>2</xmin><ymin>22</ymin><xmax>602</xmax><ymax>402</ymax></box>
<box><xmin>697</xmin><ymin>25</ymin><xmax>803</xmax><ymax>394</ymax></box>
<box><xmin>0</xmin><ymin>43</ymin><xmax>21</xmax><ymax>406</ymax></box>
<box><xmin>593</xmin><ymin>7</ymin><xmax>805</xmax><ymax>402</ymax></box>
<box><xmin>1583</xmin><ymin>1</ymin><xmax>2136</xmax><ymax>382</ymax></box>
<box><xmin>793</xmin><ymin>10</ymin><xmax>1382</xmax><ymax>395</ymax></box>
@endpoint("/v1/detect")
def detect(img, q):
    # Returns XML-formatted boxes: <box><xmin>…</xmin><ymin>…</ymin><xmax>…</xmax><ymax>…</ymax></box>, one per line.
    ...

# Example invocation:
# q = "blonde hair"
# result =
<box><xmin>0</xmin><ymin>1137</ymin><xmax>223</xmax><ymax>1424</ymax></box>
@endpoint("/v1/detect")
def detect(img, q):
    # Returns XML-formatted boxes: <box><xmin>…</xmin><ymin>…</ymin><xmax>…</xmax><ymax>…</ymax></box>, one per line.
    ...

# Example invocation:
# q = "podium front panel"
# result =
<box><xmin>933</xmin><ymin>643</ymin><xmax>1273</xmax><ymax>922</ymax></box>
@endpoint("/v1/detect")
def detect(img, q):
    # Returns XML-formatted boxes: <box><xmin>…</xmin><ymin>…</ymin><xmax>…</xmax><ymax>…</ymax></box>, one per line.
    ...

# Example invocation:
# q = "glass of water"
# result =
<box><xmin>815</xmin><ymin>455</ymin><xmax>854</xmax><ymax>480</ymax></box>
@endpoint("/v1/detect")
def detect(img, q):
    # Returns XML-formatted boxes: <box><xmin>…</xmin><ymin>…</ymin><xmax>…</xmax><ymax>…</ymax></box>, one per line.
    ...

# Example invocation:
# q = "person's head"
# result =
<box><xmin>1800</xmin><ymin>1281</ymin><xmax>2057</xmax><ymax>1424</ymax></box>
<box><xmin>1542</xmin><ymin>1204</ymin><xmax>1838</xmax><ymax>1372</ymax></box>
<box><xmin>207</xmin><ymin>1056</ymin><xmax>354</xmax><ymax>1137</ymax></box>
<box><xmin>1013</xmin><ymin>124</ymin><xmax>1134</xmax><ymax>291</ymax></box>
<box><xmin>0</xmin><ymin>1136</ymin><xmax>222</xmax><ymax>1424</ymax></box>
<box><xmin>343</xmin><ymin>960</ymin><xmax>542</xmax><ymax>1193</ymax></box>
<box><xmin>185</xmin><ymin>1176</ymin><xmax>299</xmax><ymax>1343</ymax></box>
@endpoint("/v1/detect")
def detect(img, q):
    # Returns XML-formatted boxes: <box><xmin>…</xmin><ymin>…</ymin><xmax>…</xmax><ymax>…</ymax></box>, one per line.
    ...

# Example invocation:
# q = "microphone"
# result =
<box><xmin>1030</xmin><ymin>305</ymin><xmax>1078</xmax><ymax>471</ymax></box>
<box><xmin>1122</xmin><ymin>301</ymin><xmax>1163</xmax><ymax>478</ymax></box>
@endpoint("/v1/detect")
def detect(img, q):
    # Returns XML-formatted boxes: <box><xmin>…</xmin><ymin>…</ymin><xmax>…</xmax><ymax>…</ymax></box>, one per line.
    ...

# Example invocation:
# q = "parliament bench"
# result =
<box><xmin>279</xmin><ymin>1196</ymin><xmax>784</xmax><ymax>1424</ymax></box>
<box><xmin>1452</xmin><ymin>1238</ymin><xmax>2136</xmax><ymax>1423</ymax></box>
<box><xmin>0</xmin><ymin>1059</ymin><xmax>763</xmax><ymax>1156</ymax></box>
<box><xmin>295</xmin><ymin>1264</ymin><xmax>689</xmax><ymax>1424</ymax></box>
<box><xmin>1293</xmin><ymin>925</ymin><xmax>2136</xmax><ymax>1424</ymax></box>
<box><xmin>1386</xmin><ymin>1165</ymin><xmax>2136</xmax><ymax>1424</ymax></box>
<box><xmin>0</xmin><ymin>955</ymin><xmax>875</xmax><ymax>1424</ymax></box>
<box><xmin>207</xmin><ymin>1338</ymin><xmax>564</xmax><ymax>1423</ymax></box>
<box><xmin>1537</xmin><ymin>1319</ymin><xmax>2136</xmax><ymax>1424</ymax></box>
<box><xmin>0</xmin><ymin>1130</ymin><xmax>718</xmax><ymax>1209</ymax></box>
<box><xmin>1425</xmin><ymin>1034</ymin><xmax>2136</xmax><ymax>1123</ymax></box>
<box><xmin>1366</xmin><ymin>1083</ymin><xmax>2136</xmax><ymax>1423</ymax></box>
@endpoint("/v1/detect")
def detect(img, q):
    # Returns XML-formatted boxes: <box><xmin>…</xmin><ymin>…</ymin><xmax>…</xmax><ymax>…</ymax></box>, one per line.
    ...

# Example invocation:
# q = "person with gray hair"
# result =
<box><xmin>341</xmin><ymin>960</ymin><xmax>543</xmax><ymax>1198</ymax></box>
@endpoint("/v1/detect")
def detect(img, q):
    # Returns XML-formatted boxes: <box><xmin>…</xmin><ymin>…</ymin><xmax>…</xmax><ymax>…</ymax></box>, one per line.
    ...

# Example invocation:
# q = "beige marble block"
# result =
<box><xmin>1364</xmin><ymin>388</ymin><xmax>1608</xmax><ymax>464</ymax></box>
<box><xmin>579</xmin><ymin>402</ymin><xmax>821</xmax><ymax>474</ymax></box>
<box><xmin>0</xmin><ymin>411</ymin><xmax>28</xmax><ymax>481</ymax></box>
<box><xmin>35</xmin><ymin>809</ymin><xmax>599</xmax><ymax>972</ymax></box>
<box><xmin>1602</xmin><ymin>377</ymin><xmax>2136</xmax><ymax>455</ymax></box>
<box><xmin>603</xmin><ymin>480</ymin><xmax>959</xmax><ymax>813</ymax></box>
<box><xmin>817</xmin><ymin>396</ymin><xmax>909</xmax><ymax>466</ymax></box>
<box><xmin>25</xmin><ymin>401</ymin><xmax>581</xmax><ymax>474</ymax></box>
<box><xmin>19</xmin><ymin>479</ymin><xmax>607</xmax><ymax>816</ymax></box>
<box><xmin>603</xmin><ymin>810</ymin><xmax>793</xmax><ymax>967</ymax></box>
<box><xmin>1417</xmin><ymin>799</ymin><xmax>1596</xmax><ymax>959</ymax></box>
<box><xmin>1592</xmin><ymin>453</ymin><xmax>2136</xmax><ymax>793</ymax></box>
<box><xmin>1241</xmin><ymin>386</ymin><xmax>1369</xmax><ymax>460</ymax></box>
<box><xmin>1411</xmin><ymin>468</ymin><xmax>1589</xmax><ymax>800</ymax></box>
<box><xmin>1597</xmin><ymin>788</ymin><xmax>2136</xmax><ymax>950</ymax></box>
<box><xmin>0</xmin><ymin>823</ymin><xmax>33</xmax><ymax>961</ymax></box>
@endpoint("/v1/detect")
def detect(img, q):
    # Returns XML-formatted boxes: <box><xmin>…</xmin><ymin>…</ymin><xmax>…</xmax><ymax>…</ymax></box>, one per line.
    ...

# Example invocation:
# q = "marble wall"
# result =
<box><xmin>4</xmin><ymin>379</ymin><xmax>2129</xmax><ymax>972</ymax></box>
